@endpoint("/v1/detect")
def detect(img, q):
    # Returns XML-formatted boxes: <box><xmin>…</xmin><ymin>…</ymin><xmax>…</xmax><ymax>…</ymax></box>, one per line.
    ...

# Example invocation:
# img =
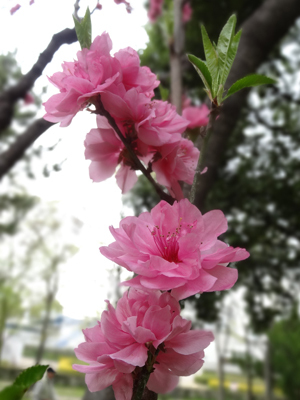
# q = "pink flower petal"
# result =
<box><xmin>109</xmin><ymin>343</ymin><xmax>148</xmax><ymax>367</ymax></box>
<box><xmin>147</xmin><ymin>364</ymin><xmax>179</xmax><ymax>393</ymax></box>
<box><xmin>85</xmin><ymin>369</ymin><xmax>119</xmax><ymax>392</ymax></box>
<box><xmin>166</xmin><ymin>330</ymin><xmax>214</xmax><ymax>355</ymax></box>
<box><xmin>112</xmin><ymin>373</ymin><xmax>133</xmax><ymax>400</ymax></box>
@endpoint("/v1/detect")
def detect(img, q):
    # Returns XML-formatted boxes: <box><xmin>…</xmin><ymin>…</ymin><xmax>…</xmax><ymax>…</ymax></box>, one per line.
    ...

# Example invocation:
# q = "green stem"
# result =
<box><xmin>189</xmin><ymin>105</ymin><xmax>220</xmax><ymax>204</ymax></box>
<box><xmin>131</xmin><ymin>366</ymin><xmax>152</xmax><ymax>400</ymax></box>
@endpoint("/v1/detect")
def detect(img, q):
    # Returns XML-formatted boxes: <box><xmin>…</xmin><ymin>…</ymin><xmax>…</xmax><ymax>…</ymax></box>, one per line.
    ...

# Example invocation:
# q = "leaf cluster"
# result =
<box><xmin>188</xmin><ymin>15</ymin><xmax>276</xmax><ymax>105</ymax></box>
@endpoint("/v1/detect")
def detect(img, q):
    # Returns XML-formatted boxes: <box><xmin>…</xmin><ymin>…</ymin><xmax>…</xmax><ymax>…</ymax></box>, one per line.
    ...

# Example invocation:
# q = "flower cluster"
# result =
<box><xmin>100</xmin><ymin>199</ymin><xmax>250</xmax><ymax>300</ymax></box>
<box><xmin>44</xmin><ymin>32</ymin><xmax>201</xmax><ymax>198</ymax></box>
<box><xmin>43</xmin><ymin>23</ymin><xmax>250</xmax><ymax>400</ymax></box>
<box><xmin>74</xmin><ymin>289</ymin><xmax>214</xmax><ymax>399</ymax></box>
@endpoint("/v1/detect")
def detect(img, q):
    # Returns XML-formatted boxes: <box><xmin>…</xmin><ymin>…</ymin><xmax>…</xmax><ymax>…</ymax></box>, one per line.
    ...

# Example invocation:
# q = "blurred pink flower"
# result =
<box><xmin>100</xmin><ymin>199</ymin><xmax>250</xmax><ymax>300</ymax></box>
<box><xmin>10</xmin><ymin>4</ymin><xmax>21</xmax><ymax>15</ymax></box>
<box><xmin>148</xmin><ymin>0</ymin><xmax>164</xmax><ymax>22</ymax></box>
<box><xmin>73</xmin><ymin>289</ymin><xmax>213</xmax><ymax>398</ymax></box>
<box><xmin>182</xmin><ymin>104</ymin><xmax>209</xmax><ymax>129</ymax></box>
<box><xmin>152</xmin><ymin>136</ymin><xmax>200</xmax><ymax>199</ymax></box>
<box><xmin>182</xmin><ymin>2</ymin><xmax>192</xmax><ymax>23</ymax></box>
<box><xmin>29</xmin><ymin>0</ymin><xmax>34</xmax><ymax>5</ymax></box>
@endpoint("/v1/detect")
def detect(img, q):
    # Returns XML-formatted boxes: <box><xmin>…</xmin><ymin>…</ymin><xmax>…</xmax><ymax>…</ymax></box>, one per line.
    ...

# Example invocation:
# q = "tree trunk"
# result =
<box><xmin>194</xmin><ymin>0</ymin><xmax>300</xmax><ymax>211</ymax></box>
<box><xmin>245</xmin><ymin>335</ymin><xmax>254</xmax><ymax>400</ymax></box>
<box><xmin>0</xmin><ymin>297</ymin><xmax>7</xmax><ymax>366</ymax></box>
<box><xmin>35</xmin><ymin>292</ymin><xmax>53</xmax><ymax>364</ymax></box>
<box><xmin>264</xmin><ymin>338</ymin><xmax>273</xmax><ymax>400</ymax></box>
<box><xmin>217</xmin><ymin>355</ymin><xmax>225</xmax><ymax>400</ymax></box>
<box><xmin>170</xmin><ymin>0</ymin><xmax>184</xmax><ymax>114</ymax></box>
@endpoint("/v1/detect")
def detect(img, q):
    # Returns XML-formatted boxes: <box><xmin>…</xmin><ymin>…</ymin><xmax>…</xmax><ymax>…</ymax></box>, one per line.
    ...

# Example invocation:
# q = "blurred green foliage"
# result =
<box><xmin>269</xmin><ymin>308</ymin><xmax>300</xmax><ymax>399</ymax></box>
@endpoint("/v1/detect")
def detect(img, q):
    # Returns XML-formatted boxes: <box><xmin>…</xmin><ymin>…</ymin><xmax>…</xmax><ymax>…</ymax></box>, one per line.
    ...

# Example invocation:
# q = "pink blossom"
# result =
<box><xmin>100</xmin><ymin>88</ymin><xmax>189</xmax><ymax>146</ymax></box>
<box><xmin>114</xmin><ymin>47</ymin><xmax>159</xmax><ymax>98</ymax></box>
<box><xmin>10</xmin><ymin>4</ymin><xmax>21</xmax><ymax>15</ymax></box>
<box><xmin>100</xmin><ymin>199</ymin><xmax>250</xmax><ymax>300</ymax></box>
<box><xmin>182</xmin><ymin>104</ymin><xmax>209</xmax><ymax>129</ymax></box>
<box><xmin>73</xmin><ymin>289</ymin><xmax>213</xmax><ymax>398</ymax></box>
<box><xmin>43</xmin><ymin>33</ymin><xmax>120</xmax><ymax>127</ymax></box>
<box><xmin>29</xmin><ymin>0</ymin><xmax>34</xmax><ymax>5</ymax></box>
<box><xmin>148</xmin><ymin>0</ymin><xmax>164</xmax><ymax>22</ymax></box>
<box><xmin>182</xmin><ymin>2</ymin><xmax>192</xmax><ymax>23</ymax></box>
<box><xmin>96</xmin><ymin>2</ymin><xmax>102</xmax><ymax>10</ymax></box>
<box><xmin>85</xmin><ymin>115</ymin><xmax>143</xmax><ymax>193</ymax></box>
<box><xmin>43</xmin><ymin>33</ymin><xmax>159</xmax><ymax>127</ymax></box>
<box><xmin>152</xmin><ymin>136</ymin><xmax>200</xmax><ymax>199</ymax></box>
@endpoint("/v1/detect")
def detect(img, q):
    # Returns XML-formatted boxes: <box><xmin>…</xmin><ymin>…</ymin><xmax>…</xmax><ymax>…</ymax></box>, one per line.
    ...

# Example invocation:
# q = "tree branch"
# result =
<box><xmin>0</xmin><ymin>27</ymin><xmax>77</xmax><ymax>134</ymax></box>
<box><xmin>193</xmin><ymin>0</ymin><xmax>300</xmax><ymax>211</ymax></box>
<box><xmin>0</xmin><ymin>119</ymin><xmax>55</xmax><ymax>180</ymax></box>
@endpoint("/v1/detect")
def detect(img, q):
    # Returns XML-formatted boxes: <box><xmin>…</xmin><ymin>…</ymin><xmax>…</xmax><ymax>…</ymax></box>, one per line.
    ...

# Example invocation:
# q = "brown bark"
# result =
<box><xmin>193</xmin><ymin>0</ymin><xmax>300</xmax><ymax>211</ymax></box>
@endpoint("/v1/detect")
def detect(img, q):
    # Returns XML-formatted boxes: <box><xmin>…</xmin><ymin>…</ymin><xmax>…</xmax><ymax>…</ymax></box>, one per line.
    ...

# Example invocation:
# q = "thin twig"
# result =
<box><xmin>94</xmin><ymin>95</ymin><xmax>175</xmax><ymax>205</ymax></box>
<box><xmin>73</xmin><ymin>0</ymin><xmax>81</xmax><ymax>21</ymax></box>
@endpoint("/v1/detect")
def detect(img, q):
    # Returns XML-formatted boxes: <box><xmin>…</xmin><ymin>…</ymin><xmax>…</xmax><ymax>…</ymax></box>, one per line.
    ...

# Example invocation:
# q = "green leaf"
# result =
<box><xmin>216</xmin><ymin>84</ymin><xmax>224</xmax><ymax>106</ymax></box>
<box><xmin>0</xmin><ymin>385</ymin><xmax>24</xmax><ymax>400</ymax></box>
<box><xmin>188</xmin><ymin>54</ymin><xmax>212</xmax><ymax>92</ymax></box>
<box><xmin>217</xmin><ymin>15</ymin><xmax>237</xmax><ymax>86</ymax></box>
<box><xmin>14</xmin><ymin>364</ymin><xmax>49</xmax><ymax>389</ymax></box>
<box><xmin>220</xmin><ymin>29</ymin><xmax>242</xmax><ymax>86</ymax></box>
<box><xmin>223</xmin><ymin>74</ymin><xmax>276</xmax><ymax>101</ymax></box>
<box><xmin>201</xmin><ymin>25</ymin><xmax>219</xmax><ymax>96</ymax></box>
<box><xmin>73</xmin><ymin>8</ymin><xmax>92</xmax><ymax>50</ymax></box>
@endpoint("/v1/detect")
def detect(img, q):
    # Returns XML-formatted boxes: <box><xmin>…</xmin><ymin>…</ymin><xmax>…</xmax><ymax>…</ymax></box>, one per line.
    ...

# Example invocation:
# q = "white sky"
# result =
<box><xmin>0</xmin><ymin>0</ymin><xmax>149</xmax><ymax>319</ymax></box>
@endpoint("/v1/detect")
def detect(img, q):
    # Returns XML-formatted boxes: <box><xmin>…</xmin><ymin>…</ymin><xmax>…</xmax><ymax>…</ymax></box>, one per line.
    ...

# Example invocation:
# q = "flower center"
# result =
<box><xmin>147</xmin><ymin>218</ymin><xmax>197</xmax><ymax>263</ymax></box>
<box><xmin>148</xmin><ymin>219</ymin><xmax>186</xmax><ymax>263</ymax></box>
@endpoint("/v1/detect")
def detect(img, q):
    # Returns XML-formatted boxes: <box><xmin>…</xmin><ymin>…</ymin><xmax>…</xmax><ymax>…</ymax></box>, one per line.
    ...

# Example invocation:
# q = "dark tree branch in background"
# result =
<box><xmin>193</xmin><ymin>0</ymin><xmax>300</xmax><ymax>211</ymax></box>
<box><xmin>0</xmin><ymin>119</ymin><xmax>55</xmax><ymax>180</ymax></box>
<box><xmin>0</xmin><ymin>27</ymin><xmax>77</xmax><ymax>134</ymax></box>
